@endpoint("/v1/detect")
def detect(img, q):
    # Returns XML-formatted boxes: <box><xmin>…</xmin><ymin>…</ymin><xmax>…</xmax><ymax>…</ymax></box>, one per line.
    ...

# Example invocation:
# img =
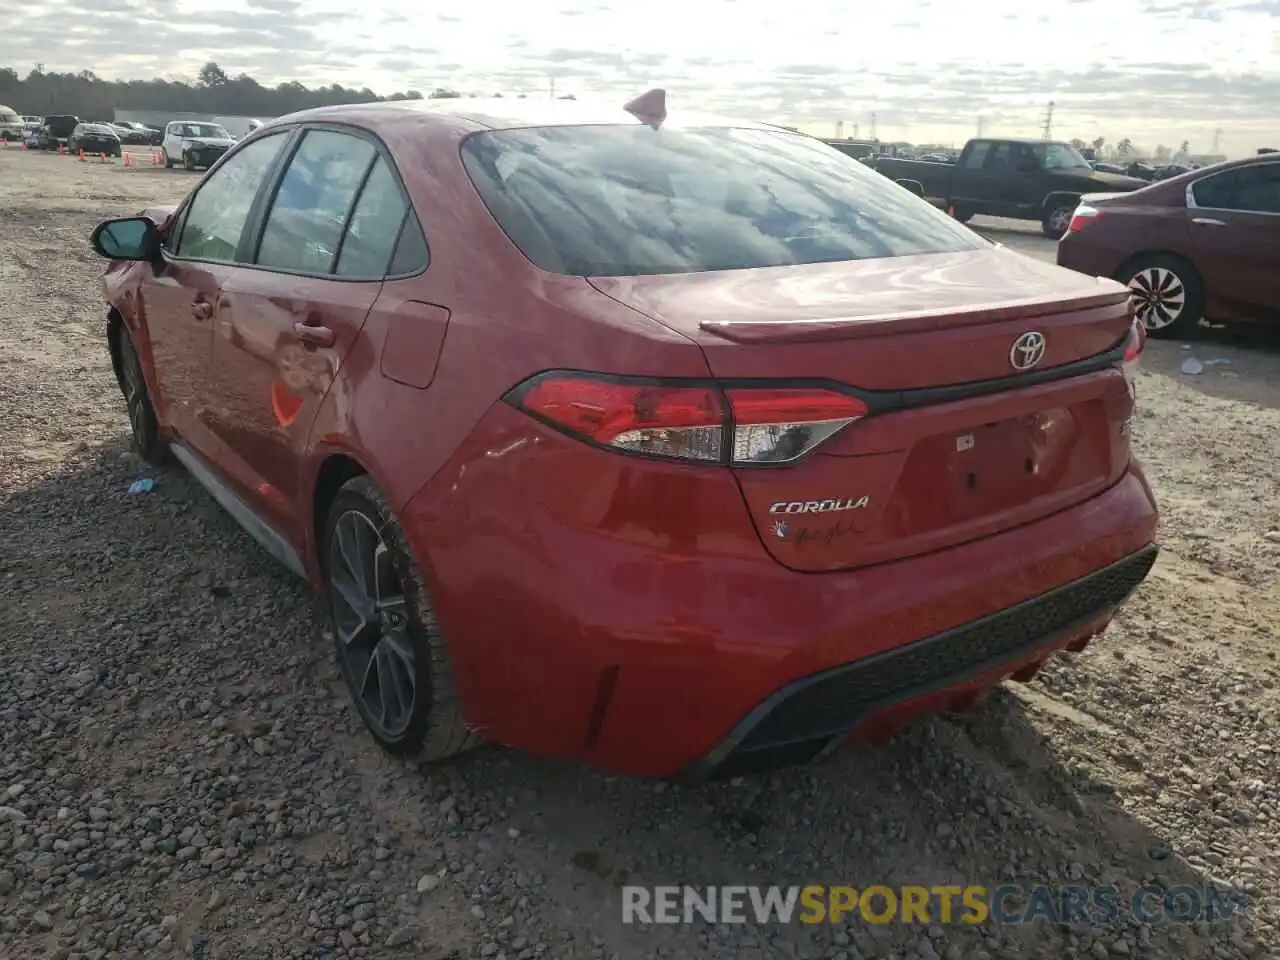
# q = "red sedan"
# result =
<box><xmin>90</xmin><ymin>92</ymin><xmax>1158</xmax><ymax>779</ymax></box>
<box><xmin>1058</xmin><ymin>153</ymin><xmax>1280</xmax><ymax>338</ymax></box>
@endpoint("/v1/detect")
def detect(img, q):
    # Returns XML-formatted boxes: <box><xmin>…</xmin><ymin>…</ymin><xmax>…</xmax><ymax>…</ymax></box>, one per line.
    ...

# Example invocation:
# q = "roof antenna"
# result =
<box><xmin>624</xmin><ymin>88</ymin><xmax>667</xmax><ymax>129</ymax></box>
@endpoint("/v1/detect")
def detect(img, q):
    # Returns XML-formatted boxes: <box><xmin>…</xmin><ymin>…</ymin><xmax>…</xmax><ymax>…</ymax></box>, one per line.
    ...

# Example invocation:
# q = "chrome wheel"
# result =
<box><xmin>329</xmin><ymin>510</ymin><xmax>416</xmax><ymax>739</ymax></box>
<box><xmin>1127</xmin><ymin>266</ymin><xmax>1186</xmax><ymax>331</ymax></box>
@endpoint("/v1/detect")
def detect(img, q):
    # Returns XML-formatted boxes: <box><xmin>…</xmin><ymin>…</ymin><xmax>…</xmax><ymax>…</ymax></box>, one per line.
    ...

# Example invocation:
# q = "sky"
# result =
<box><xmin>1</xmin><ymin>0</ymin><xmax>1277</xmax><ymax>155</ymax></box>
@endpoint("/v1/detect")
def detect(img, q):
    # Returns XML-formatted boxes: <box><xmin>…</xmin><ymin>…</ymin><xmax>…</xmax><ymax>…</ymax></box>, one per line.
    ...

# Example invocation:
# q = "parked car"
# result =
<box><xmin>110</xmin><ymin>121</ymin><xmax>161</xmax><ymax>145</ymax></box>
<box><xmin>1058</xmin><ymin>154</ymin><xmax>1280</xmax><ymax>338</ymax></box>
<box><xmin>161</xmin><ymin>120</ymin><xmax>235</xmax><ymax>170</ymax></box>
<box><xmin>870</xmin><ymin>138</ymin><xmax>1147</xmax><ymax>238</ymax></box>
<box><xmin>40</xmin><ymin>114</ymin><xmax>80</xmax><ymax>151</ymax></box>
<box><xmin>88</xmin><ymin>93</ymin><xmax>1158</xmax><ymax>779</ymax></box>
<box><xmin>0</xmin><ymin>104</ymin><xmax>23</xmax><ymax>141</ymax></box>
<box><xmin>68</xmin><ymin>122</ymin><xmax>123</xmax><ymax>157</ymax></box>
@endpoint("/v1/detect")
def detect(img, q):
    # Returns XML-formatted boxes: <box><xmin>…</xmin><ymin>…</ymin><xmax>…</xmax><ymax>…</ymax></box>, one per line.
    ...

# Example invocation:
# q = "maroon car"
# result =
<box><xmin>1058</xmin><ymin>154</ymin><xmax>1280</xmax><ymax>337</ymax></box>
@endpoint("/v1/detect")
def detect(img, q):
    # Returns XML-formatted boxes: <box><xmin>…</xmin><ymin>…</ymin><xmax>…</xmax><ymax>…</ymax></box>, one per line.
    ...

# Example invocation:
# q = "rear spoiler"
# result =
<box><xmin>699</xmin><ymin>285</ymin><xmax>1132</xmax><ymax>345</ymax></box>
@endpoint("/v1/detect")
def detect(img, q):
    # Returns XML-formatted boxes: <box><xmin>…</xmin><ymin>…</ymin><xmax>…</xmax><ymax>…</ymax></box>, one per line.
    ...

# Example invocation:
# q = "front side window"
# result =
<box><xmin>1034</xmin><ymin>143</ymin><xmax>1090</xmax><ymax>170</ymax></box>
<box><xmin>460</xmin><ymin>125</ymin><xmax>985</xmax><ymax>277</ymax></box>
<box><xmin>256</xmin><ymin>129</ymin><xmax>377</xmax><ymax>274</ymax></box>
<box><xmin>175</xmin><ymin>132</ymin><xmax>287</xmax><ymax>262</ymax></box>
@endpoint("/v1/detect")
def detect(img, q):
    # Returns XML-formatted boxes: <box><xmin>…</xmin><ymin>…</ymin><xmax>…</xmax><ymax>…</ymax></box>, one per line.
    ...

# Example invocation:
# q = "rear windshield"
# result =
<box><xmin>460</xmin><ymin>124</ymin><xmax>985</xmax><ymax>277</ymax></box>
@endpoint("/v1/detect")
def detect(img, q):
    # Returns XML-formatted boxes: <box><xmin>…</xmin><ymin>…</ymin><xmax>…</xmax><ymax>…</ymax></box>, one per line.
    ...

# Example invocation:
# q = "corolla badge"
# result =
<box><xmin>769</xmin><ymin>496</ymin><xmax>870</xmax><ymax>515</ymax></box>
<box><xmin>1009</xmin><ymin>331</ymin><xmax>1047</xmax><ymax>371</ymax></box>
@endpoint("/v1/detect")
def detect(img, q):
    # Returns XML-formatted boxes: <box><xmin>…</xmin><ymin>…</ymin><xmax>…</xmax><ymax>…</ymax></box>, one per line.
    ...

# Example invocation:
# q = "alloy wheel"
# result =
<box><xmin>120</xmin><ymin>339</ymin><xmax>148</xmax><ymax>441</ymax></box>
<box><xmin>328</xmin><ymin>510</ymin><xmax>417</xmax><ymax>739</ymax></box>
<box><xmin>1048</xmin><ymin>206</ymin><xmax>1072</xmax><ymax>233</ymax></box>
<box><xmin>1127</xmin><ymin>266</ymin><xmax>1186</xmax><ymax>331</ymax></box>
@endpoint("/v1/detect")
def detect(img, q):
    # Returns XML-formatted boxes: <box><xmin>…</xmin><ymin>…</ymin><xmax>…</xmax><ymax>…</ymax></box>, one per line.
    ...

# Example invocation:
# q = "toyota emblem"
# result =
<box><xmin>1009</xmin><ymin>331</ymin><xmax>1046</xmax><ymax>371</ymax></box>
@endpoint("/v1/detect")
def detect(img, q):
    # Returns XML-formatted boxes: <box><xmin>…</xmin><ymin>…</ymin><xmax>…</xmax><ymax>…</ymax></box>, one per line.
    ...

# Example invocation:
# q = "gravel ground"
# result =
<box><xmin>2</xmin><ymin>147</ymin><xmax>1278</xmax><ymax>960</ymax></box>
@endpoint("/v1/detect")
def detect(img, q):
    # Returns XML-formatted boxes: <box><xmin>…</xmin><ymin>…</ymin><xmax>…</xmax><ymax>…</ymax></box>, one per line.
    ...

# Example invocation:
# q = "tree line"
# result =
<box><xmin>0</xmin><ymin>61</ymin><xmax>474</xmax><ymax>121</ymax></box>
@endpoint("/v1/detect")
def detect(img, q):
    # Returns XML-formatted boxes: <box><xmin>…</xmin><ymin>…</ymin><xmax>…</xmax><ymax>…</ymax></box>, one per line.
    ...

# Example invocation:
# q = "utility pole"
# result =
<box><xmin>1212</xmin><ymin>127</ymin><xmax>1222</xmax><ymax>153</ymax></box>
<box><xmin>1040</xmin><ymin>101</ymin><xmax>1055</xmax><ymax>140</ymax></box>
<box><xmin>976</xmin><ymin>116</ymin><xmax>985</xmax><ymax>138</ymax></box>
<box><xmin>549</xmin><ymin>77</ymin><xmax>555</xmax><ymax>100</ymax></box>
<box><xmin>853</xmin><ymin>123</ymin><xmax>859</xmax><ymax>139</ymax></box>
<box><xmin>835</xmin><ymin>120</ymin><xmax>844</xmax><ymax>138</ymax></box>
<box><xmin>869</xmin><ymin>111</ymin><xmax>877</xmax><ymax>140</ymax></box>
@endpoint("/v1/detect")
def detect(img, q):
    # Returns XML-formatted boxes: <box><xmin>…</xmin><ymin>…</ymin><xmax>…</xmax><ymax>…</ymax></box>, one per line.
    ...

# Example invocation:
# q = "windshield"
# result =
<box><xmin>1034</xmin><ymin>143</ymin><xmax>1092</xmax><ymax>171</ymax></box>
<box><xmin>177</xmin><ymin>123</ymin><xmax>230</xmax><ymax>139</ymax></box>
<box><xmin>460</xmin><ymin>125</ymin><xmax>985</xmax><ymax>277</ymax></box>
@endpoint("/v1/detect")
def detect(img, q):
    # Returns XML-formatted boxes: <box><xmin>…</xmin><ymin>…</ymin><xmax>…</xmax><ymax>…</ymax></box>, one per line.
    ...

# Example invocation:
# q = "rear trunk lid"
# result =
<box><xmin>588</xmin><ymin>247</ymin><xmax>1137</xmax><ymax>572</ymax></box>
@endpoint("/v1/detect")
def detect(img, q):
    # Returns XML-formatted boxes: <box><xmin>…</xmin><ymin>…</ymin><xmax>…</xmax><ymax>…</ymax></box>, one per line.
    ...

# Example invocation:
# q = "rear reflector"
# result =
<box><xmin>1065</xmin><ymin>203</ymin><xmax>1102</xmax><ymax>236</ymax></box>
<box><xmin>509</xmin><ymin>374</ymin><xmax>868</xmax><ymax>466</ymax></box>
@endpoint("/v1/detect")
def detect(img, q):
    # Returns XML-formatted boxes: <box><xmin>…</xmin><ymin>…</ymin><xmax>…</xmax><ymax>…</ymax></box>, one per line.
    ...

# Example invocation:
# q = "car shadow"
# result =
<box><xmin>1142</xmin><ymin>323</ymin><xmax>1280</xmax><ymax>411</ymax></box>
<box><xmin>427</xmin><ymin>684</ymin><xmax>1262</xmax><ymax>959</ymax></box>
<box><xmin>0</xmin><ymin>439</ymin><xmax>1264</xmax><ymax>960</ymax></box>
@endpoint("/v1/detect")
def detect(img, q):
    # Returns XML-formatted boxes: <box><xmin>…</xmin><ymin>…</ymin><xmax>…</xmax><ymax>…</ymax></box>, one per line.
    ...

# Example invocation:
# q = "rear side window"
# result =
<box><xmin>460</xmin><ymin>125</ymin><xmax>984</xmax><ymax>277</ymax></box>
<box><xmin>961</xmin><ymin>142</ymin><xmax>991</xmax><ymax>169</ymax></box>
<box><xmin>1192</xmin><ymin>172</ymin><xmax>1236</xmax><ymax>209</ymax></box>
<box><xmin>335</xmin><ymin>158</ymin><xmax>410</xmax><ymax>278</ymax></box>
<box><xmin>1230</xmin><ymin>164</ymin><xmax>1280</xmax><ymax>214</ymax></box>
<box><xmin>257</xmin><ymin>130</ymin><xmax>377</xmax><ymax>273</ymax></box>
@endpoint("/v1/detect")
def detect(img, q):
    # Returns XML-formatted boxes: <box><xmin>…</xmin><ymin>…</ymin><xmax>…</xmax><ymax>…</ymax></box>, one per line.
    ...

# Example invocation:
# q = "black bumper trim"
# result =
<box><xmin>681</xmin><ymin>544</ymin><xmax>1158</xmax><ymax>781</ymax></box>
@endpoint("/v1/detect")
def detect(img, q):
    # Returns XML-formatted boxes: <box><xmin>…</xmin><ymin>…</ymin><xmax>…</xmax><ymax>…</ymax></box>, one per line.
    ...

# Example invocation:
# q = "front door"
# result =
<box><xmin>206</xmin><ymin>127</ymin><xmax>418</xmax><ymax>540</ymax></box>
<box><xmin>136</xmin><ymin>131</ymin><xmax>291</xmax><ymax>451</ymax></box>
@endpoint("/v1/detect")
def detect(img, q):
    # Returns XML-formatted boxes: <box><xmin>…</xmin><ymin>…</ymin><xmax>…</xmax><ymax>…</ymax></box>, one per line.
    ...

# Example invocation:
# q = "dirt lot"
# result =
<box><xmin>1</xmin><ymin>145</ymin><xmax>1278</xmax><ymax>960</ymax></box>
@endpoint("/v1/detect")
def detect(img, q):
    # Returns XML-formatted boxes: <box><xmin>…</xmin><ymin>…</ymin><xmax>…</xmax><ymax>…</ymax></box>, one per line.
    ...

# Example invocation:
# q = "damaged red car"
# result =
<box><xmin>90</xmin><ymin>91</ymin><xmax>1159</xmax><ymax>779</ymax></box>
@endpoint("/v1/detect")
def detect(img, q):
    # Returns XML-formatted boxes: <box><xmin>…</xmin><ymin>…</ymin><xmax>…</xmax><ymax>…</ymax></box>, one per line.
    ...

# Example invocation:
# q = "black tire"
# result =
<box><xmin>1116</xmin><ymin>254</ymin><xmax>1205</xmax><ymax>339</ymax></box>
<box><xmin>1041</xmin><ymin>201</ymin><xmax>1077</xmax><ymax>239</ymax></box>
<box><xmin>163</xmin><ymin>149</ymin><xmax>174</xmax><ymax>169</ymax></box>
<box><xmin>183</xmin><ymin>151</ymin><xmax>195</xmax><ymax>172</ymax></box>
<box><xmin>116</xmin><ymin>326</ymin><xmax>168</xmax><ymax>465</ymax></box>
<box><xmin>323</xmin><ymin>476</ymin><xmax>479</xmax><ymax>763</ymax></box>
<box><xmin>950</xmin><ymin>204</ymin><xmax>974</xmax><ymax>224</ymax></box>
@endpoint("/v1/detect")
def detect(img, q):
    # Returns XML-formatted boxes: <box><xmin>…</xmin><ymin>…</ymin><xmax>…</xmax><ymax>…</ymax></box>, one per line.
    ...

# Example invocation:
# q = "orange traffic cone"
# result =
<box><xmin>124</xmin><ymin>152</ymin><xmax>134</xmax><ymax>168</ymax></box>
<box><xmin>946</xmin><ymin>204</ymin><xmax>956</xmax><ymax>218</ymax></box>
<box><xmin>78</xmin><ymin>149</ymin><xmax>86</xmax><ymax>162</ymax></box>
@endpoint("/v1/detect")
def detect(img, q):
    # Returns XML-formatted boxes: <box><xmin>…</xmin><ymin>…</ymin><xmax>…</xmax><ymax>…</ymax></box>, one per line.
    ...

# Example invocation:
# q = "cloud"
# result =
<box><xmin>2</xmin><ymin>0</ymin><xmax>1277</xmax><ymax>150</ymax></box>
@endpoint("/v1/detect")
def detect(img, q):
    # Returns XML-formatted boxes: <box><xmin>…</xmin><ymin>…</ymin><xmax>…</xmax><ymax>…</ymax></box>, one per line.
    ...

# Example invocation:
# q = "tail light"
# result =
<box><xmin>1120</xmin><ymin>315</ymin><xmax>1146</xmax><ymax>397</ymax></box>
<box><xmin>1065</xmin><ymin>202</ymin><xmax>1103</xmax><ymax>235</ymax></box>
<box><xmin>508</xmin><ymin>374</ymin><xmax>868</xmax><ymax>466</ymax></box>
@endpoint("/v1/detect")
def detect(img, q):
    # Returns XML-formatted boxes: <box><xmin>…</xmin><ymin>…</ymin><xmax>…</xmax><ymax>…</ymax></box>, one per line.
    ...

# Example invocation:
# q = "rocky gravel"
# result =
<box><xmin>2</xmin><ymin>148</ymin><xmax>1278</xmax><ymax>960</ymax></box>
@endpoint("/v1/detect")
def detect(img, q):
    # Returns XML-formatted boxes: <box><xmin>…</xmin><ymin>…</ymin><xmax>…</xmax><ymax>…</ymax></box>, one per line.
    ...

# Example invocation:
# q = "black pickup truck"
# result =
<box><xmin>868</xmin><ymin>138</ymin><xmax>1147</xmax><ymax>239</ymax></box>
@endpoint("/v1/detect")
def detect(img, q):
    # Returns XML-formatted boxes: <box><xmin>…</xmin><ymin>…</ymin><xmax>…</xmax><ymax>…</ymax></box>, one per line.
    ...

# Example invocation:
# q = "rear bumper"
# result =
<box><xmin>184</xmin><ymin>146</ymin><xmax>228</xmax><ymax>166</ymax></box>
<box><xmin>684</xmin><ymin>544</ymin><xmax>1156</xmax><ymax>780</ymax></box>
<box><xmin>403</xmin><ymin>403</ymin><xmax>1160</xmax><ymax>778</ymax></box>
<box><xmin>1057</xmin><ymin>232</ymin><xmax>1125</xmax><ymax>281</ymax></box>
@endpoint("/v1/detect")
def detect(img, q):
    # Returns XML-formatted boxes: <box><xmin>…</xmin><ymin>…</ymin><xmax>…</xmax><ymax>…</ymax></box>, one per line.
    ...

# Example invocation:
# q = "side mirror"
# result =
<box><xmin>895</xmin><ymin>178</ymin><xmax>926</xmax><ymax>199</ymax></box>
<box><xmin>90</xmin><ymin>216</ymin><xmax>162</xmax><ymax>262</ymax></box>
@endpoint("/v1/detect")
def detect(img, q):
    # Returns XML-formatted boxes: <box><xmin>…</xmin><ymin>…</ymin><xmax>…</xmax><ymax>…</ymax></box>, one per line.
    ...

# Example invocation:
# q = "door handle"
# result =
<box><xmin>1191</xmin><ymin>217</ymin><xmax>1226</xmax><ymax>226</ymax></box>
<box><xmin>293</xmin><ymin>321</ymin><xmax>336</xmax><ymax>348</ymax></box>
<box><xmin>191</xmin><ymin>301</ymin><xmax>213</xmax><ymax>320</ymax></box>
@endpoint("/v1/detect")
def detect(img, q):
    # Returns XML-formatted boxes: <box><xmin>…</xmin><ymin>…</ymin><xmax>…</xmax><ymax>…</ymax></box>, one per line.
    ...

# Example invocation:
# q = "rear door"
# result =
<box><xmin>206</xmin><ymin>126</ymin><xmax>426</xmax><ymax>539</ymax></box>
<box><xmin>137</xmin><ymin>131</ymin><xmax>290</xmax><ymax>450</ymax></box>
<box><xmin>973</xmin><ymin>142</ymin><xmax>1040</xmax><ymax>218</ymax></box>
<box><xmin>1187</xmin><ymin>161</ymin><xmax>1280</xmax><ymax>321</ymax></box>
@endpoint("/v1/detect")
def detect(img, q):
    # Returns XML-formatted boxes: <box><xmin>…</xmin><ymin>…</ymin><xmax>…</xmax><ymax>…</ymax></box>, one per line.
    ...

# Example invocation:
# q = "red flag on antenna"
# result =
<box><xmin>624</xmin><ymin>88</ymin><xmax>667</xmax><ymax>128</ymax></box>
